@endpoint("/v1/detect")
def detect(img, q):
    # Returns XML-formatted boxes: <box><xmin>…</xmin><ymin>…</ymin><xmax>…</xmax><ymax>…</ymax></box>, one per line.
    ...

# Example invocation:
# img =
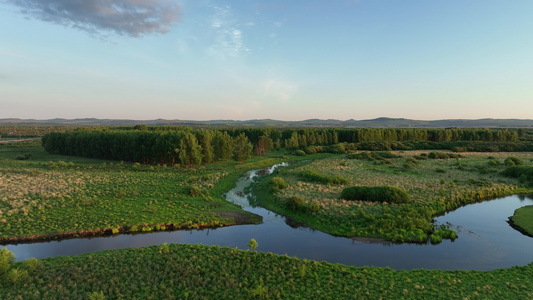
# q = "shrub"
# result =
<box><xmin>247</xmin><ymin>239</ymin><xmax>258</xmax><ymax>250</ymax></box>
<box><xmin>487</xmin><ymin>159</ymin><xmax>501</xmax><ymax>166</ymax></box>
<box><xmin>330</xmin><ymin>175</ymin><xmax>349</xmax><ymax>185</ymax></box>
<box><xmin>23</xmin><ymin>257</ymin><xmax>42</xmax><ymax>272</ymax></box>
<box><xmin>309</xmin><ymin>202</ymin><xmax>320</xmax><ymax>213</ymax></box>
<box><xmin>504</xmin><ymin>157</ymin><xmax>523</xmax><ymax>166</ymax></box>
<box><xmin>6</xmin><ymin>268</ymin><xmax>28</xmax><ymax>285</ymax></box>
<box><xmin>88</xmin><ymin>291</ymin><xmax>105</xmax><ymax>300</ymax></box>
<box><xmin>304</xmin><ymin>146</ymin><xmax>323</xmax><ymax>154</ymax></box>
<box><xmin>340</xmin><ymin>186</ymin><xmax>411</xmax><ymax>204</ymax></box>
<box><xmin>295</xmin><ymin>150</ymin><xmax>306</xmax><ymax>156</ymax></box>
<box><xmin>188</xmin><ymin>186</ymin><xmax>201</xmax><ymax>196</ymax></box>
<box><xmin>0</xmin><ymin>248</ymin><xmax>15</xmax><ymax>276</ymax></box>
<box><xmin>15</xmin><ymin>153</ymin><xmax>31</xmax><ymax>160</ymax></box>
<box><xmin>299</xmin><ymin>170</ymin><xmax>348</xmax><ymax>185</ymax></box>
<box><xmin>286</xmin><ymin>196</ymin><xmax>306</xmax><ymax>211</ymax></box>
<box><xmin>270</xmin><ymin>177</ymin><xmax>287</xmax><ymax>190</ymax></box>
<box><xmin>346</xmin><ymin>151</ymin><xmax>400</xmax><ymax>161</ymax></box>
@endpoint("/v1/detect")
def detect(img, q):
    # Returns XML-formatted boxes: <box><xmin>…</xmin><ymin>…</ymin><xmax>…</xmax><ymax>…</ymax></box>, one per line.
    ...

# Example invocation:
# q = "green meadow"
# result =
<box><xmin>252</xmin><ymin>151</ymin><xmax>533</xmax><ymax>243</ymax></box>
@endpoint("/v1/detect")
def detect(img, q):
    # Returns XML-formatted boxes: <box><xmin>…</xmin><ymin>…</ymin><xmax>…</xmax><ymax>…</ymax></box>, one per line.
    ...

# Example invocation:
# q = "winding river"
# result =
<box><xmin>5</xmin><ymin>164</ymin><xmax>533</xmax><ymax>270</ymax></box>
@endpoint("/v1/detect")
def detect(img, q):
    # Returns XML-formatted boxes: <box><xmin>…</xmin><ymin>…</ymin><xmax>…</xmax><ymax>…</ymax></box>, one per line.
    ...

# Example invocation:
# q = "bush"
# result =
<box><xmin>304</xmin><ymin>146</ymin><xmax>323</xmax><ymax>154</ymax></box>
<box><xmin>504</xmin><ymin>157</ymin><xmax>523</xmax><ymax>166</ymax></box>
<box><xmin>23</xmin><ymin>257</ymin><xmax>42</xmax><ymax>272</ymax></box>
<box><xmin>340</xmin><ymin>186</ymin><xmax>411</xmax><ymax>204</ymax></box>
<box><xmin>286</xmin><ymin>196</ymin><xmax>306</xmax><ymax>212</ymax></box>
<box><xmin>0</xmin><ymin>248</ymin><xmax>15</xmax><ymax>276</ymax></box>
<box><xmin>270</xmin><ymin>177</ymin><xmax>287</xmax><ymax>190</ymax></box>
<box><xmin>295</xmin><ymin>150</ymin><xmax>306</xmax><ymax>156</ymax></box>
<box><xmin>346</xmin><ymin>151</ymin><xmax>400</xmax><ymax>161</ymax></box>
<box><xmin>15</xmin><ymin>153</ymin><xmax>31</xmax><ymax>160</ymax></box>
<box><xmin>299</xmin><ymin>170</ymin><xmax>348</xmax><ymax>185</ymax></box>
<box><xmin>487</xmin><ymin>159</ymin><xmax>501</xmax><ymax>166</ymax></box>
<box><xmin>188</xmin><ymin>186</ymin><xmax>201</xmax><ymax>196</ymax></box>
<box><xmin>428</xmin><ymin>152</ymin><xmax>462</xmax><ymax>159</ymax></box>
<box><xmin>6</xmin><ymin>268</ymin><xmax>28</xmax><ymax>285</ymax></box>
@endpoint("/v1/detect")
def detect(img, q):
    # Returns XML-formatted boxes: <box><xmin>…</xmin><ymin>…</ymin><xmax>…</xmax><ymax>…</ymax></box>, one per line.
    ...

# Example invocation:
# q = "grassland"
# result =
<box><xmin>1</xmin><ymin>243</ymin><xmax>532</xmax><ymax>299</ymax></box>
<box><xmin>252</xmin><ymin>151</ymin><xmax>533</xmax><ymax>242</ymax></box>
<box><xmin>509</xmin><ymin>205</ymin><xmax>533</xmax><ymax>237</ymax></box>
<box><xmin>0</xmin><ymin>141</ymin><xmax>295</xmax><ymax>242</ymax></box>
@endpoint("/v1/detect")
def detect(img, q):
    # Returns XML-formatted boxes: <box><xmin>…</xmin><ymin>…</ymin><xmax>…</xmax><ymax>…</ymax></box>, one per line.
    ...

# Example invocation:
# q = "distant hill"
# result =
<box><xmin>0</xmin><ymin>117</ymin><xmax>532</xmax><ymax>128</ymax></box>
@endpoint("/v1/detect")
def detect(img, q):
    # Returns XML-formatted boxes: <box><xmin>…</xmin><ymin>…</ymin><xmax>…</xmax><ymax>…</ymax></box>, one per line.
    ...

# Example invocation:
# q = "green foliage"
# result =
<box><xmin>286</xmin><ymin>196</ymin><xmax>306</xmax><ymax>211</ymax></box>
<box><xmin>23</xmin><ymin>258</ymin><xmax>42</xmax><ymax>272</ymax></box>
<box><xmin>509</xmin><ymin>205</ymin><xmax>533</xmax><ymax>236</ymax></box>
<box><xmin>295</xmin><ymin>150</ymin><xmax>306</xmax><ymax>156</ymax></box>
<box><xmin>0</xmin><ymin>248</ymin><xmax>15</xmax><ymax>276</ymax></box>
<box><xmin>233</xmin><ymin>133</ymin><xmax>253</xmax><ymax>162</ymax></box>
<box><xmin>428</xmin><ymin>152</ymin><xmax>463</xmax><ymax>159</ymax></box>
<box><xmin>247</xmin><ymin>238</ymin><xmax>258</xmax><ymax>250</ymax></box>
<box><xmin>341</xmin><ymin>186</ymin><xmax>411</xmax><ymax>204</ymax></box>
<box><xmin>1</xmin><ymin>243</ymin><xmax>532</xmax><ymax>299</ymax></box>
<box><xmin>6</xmin><ymin>268</ymin><xmax>28</xmax><ymax>286</ymax></box>
<box><xmin>88</xmin><ymin>291</ymin><xmax>105</xmax><ymax>300</ymax></box>
<box><xmin>505</xmin><ymin>156</ymin><xmax>523</xmax><ymax>166</ymax></box>
<box><xmin>15</xmin><ymin>153</ymin><xmax>31</xmax><ymax>160</ymax></box>
<box><xmin>159</xmin><ymin>243</ymin><xmax>170</xmax><ymax>254</ymax></box>
<box><xmin>431</xmin><ymin>227</ymin><xmax>458</xmax><ymax>244</ymax></box>
<box><xmin>270</xmin><ymin>177</ymin><xmax>287</xmax><ymax>190</ymax></box>
<box><xmin>178</xmin><ymin>133</ymin><xmax>203</xmax><ymax>166</ymax></box>
<box><xmin>298</xmin><ymin>170</ymin><xmax>349</xmax><ymax>185</ymax></box>
<box><xmin>346</xmin><ymin>151</ymin><xmax>400</xmax><ymax>161</ymax></box>
<box><xmin>188</xmin><ymin>186</ymin><xmax>202</xmax><ymax>197</ymax></box>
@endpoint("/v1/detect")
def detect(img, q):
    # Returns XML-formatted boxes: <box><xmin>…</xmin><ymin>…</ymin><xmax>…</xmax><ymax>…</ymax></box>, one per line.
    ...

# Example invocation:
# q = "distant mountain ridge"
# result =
<box><xmin>0</xmin><ymin>117</ymin><xmax>532</xmax><ymax>128</ymax></box>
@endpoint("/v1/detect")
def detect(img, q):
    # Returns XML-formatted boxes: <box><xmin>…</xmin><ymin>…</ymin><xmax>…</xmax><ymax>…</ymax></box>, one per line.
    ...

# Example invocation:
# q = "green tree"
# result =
<box><xmin>233</xmin><ymin>133</ymin><xmax>253</xmax><ymax>162</ymax></box>
<box><xmin>196</xmin><ymin>130</ymin><xmax>215</xmax><ymax>164</ymax></box>
<box><xmin>248</xmin><ymin>238</ymin><xmax>258</xmax><ymax>250</ymax></box>
<box><xmin>254</xmin><ymin>136</ymin><xmax>273</xmax><ymax>156</ymax></box>
<box><xmin>0</xmin><ymin>248</ymin><xmax>15</xmax><ymax>276</ymax></box>
<box><xmin>214</xmin><ymin>131</ymin><xmax>233</xmax><ymax>160</ymax></box>
<box><xmin>178</xmin><ymin>134</ymin><xmax>203</xmax><ymax>166</ymax></box>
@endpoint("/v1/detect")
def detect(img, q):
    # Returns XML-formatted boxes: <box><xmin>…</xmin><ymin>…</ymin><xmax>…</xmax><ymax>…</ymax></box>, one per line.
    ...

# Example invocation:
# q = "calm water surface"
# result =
<box><xmin>6</xmin><ymin>164</ymin><xmax>533</xmax><ymax>270</ymax></box>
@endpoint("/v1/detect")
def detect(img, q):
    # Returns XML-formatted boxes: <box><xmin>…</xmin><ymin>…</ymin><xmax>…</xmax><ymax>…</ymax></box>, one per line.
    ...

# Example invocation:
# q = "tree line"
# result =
<box><xmin>42</xmin><ymin>130</ymin><xmax>255</xmax><ymax>166</ymax></box>
<box><xmin>42</xmin><ymin>127</ymin><xmax>522</xmax><ymax>166</ymax></box>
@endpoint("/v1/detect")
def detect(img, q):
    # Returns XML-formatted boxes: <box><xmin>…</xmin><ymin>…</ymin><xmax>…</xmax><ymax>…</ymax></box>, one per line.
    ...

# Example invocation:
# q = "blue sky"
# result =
<box><xmin>1</xmin><ymin>0</ymin><xmax>532</xmax><ymax>121</ymax></box>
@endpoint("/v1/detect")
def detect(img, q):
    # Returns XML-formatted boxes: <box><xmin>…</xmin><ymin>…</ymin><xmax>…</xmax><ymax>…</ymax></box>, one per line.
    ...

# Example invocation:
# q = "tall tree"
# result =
<box><xmin>196</xmin><ymin>129</ymin><xmax>215</xmax><ymax>164</ymax></box>
<box><xmin>213</xmin><ymin>131</ymin><xmax>233</xmax><ymax>161</ymax></box>
<box><xmin>254</xmin><ymin>136</ymin><xmax>273</xmax><ymax>156</ymax></box>
<box><xmin>233</xmin><ymin>133</ymin><xmax>253</xmax><ymax>162</ymax></box>
<box><xmin>178</xmin><ymin>133</ymin><xmax>203</xmax><ymax>166</ymax></box>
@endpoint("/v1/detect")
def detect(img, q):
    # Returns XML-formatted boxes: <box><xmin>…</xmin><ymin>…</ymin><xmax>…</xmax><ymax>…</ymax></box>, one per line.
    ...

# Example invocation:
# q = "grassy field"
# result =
<box><xmin>1</xmin><ymin>243</ymin><xmax>532</xmax><ymax>299</ymax></box>
<box><xmin>252</xmin><ymin>151</ymin><xmax>533</xmax><ymax>242</ymax></box>
<box><xmin>510</xmin><ymin>205</ymin><xmax>533</xmax><ymax>236</ymax></box>
<box><xmin>0</xmin><ymin>141</ymin><xmax>296</xmax><ymax>242</ymax></box>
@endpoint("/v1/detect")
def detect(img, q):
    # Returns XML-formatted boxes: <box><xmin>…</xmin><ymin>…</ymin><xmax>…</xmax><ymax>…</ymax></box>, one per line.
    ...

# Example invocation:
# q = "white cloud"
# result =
<box><xmin>205</xmin><ymin>3</ymin><xmax>250</xmax><ymax>59</ymax></box>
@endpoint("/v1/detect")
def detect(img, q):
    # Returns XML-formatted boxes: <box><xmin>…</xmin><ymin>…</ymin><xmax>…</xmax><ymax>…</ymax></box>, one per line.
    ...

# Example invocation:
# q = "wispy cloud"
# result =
<box><xmin>263</xmin><ymin>79</ymin><xmax>298</xmax><ymax>102</ymax></box>
<box><xmin>206</xmin><ymin>4</ymin><xmax>250</xmax><ymax>59</ymax></box>
<box><xmin>5</xmin><ymin>0</ymin><xmax>182</xmax><ymax>37</ymax></box>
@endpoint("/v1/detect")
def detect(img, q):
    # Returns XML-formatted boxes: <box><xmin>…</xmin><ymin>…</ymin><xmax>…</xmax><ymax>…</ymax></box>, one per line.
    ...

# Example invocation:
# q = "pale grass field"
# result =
<box><xmin>277</xmin><ymin>151</ymin><xmax>533</xmax><ymax>215</ymax></box>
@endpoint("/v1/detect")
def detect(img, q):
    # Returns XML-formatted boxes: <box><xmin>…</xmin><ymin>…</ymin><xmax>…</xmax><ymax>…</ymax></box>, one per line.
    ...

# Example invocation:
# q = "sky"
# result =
<box><xmin>1</xmin><ymin>0</ymin><xmax>532</xmax><ymax>121</ymax></box>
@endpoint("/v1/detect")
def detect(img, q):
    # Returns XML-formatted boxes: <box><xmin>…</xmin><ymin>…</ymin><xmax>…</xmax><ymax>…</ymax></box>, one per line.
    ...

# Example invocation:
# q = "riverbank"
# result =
<box><xmin>509</xmin><ymin>205</ymin><xmax>533</xmax><ymax>237</ymax></box>
<box><xmin>1</xmin><ymin>243</ymin><xmax>532</xmax><ymax>299</ymax></box>
<box><xmin>251</xmin><ymin>151</ymin><xmax>533</xmax><ymax>243</ymax></box>
<box><xmin>0</xmin><ymin>142</ymin><xmax>284</xmax><ymax>242</ymax></box>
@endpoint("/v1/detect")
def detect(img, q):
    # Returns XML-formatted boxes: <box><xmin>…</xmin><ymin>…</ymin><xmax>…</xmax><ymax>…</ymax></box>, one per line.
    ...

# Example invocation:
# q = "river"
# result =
<box><xmin>5</xmin><ymin>163</ymin><xmax>533</xmax><ymax>270</ymax></box>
